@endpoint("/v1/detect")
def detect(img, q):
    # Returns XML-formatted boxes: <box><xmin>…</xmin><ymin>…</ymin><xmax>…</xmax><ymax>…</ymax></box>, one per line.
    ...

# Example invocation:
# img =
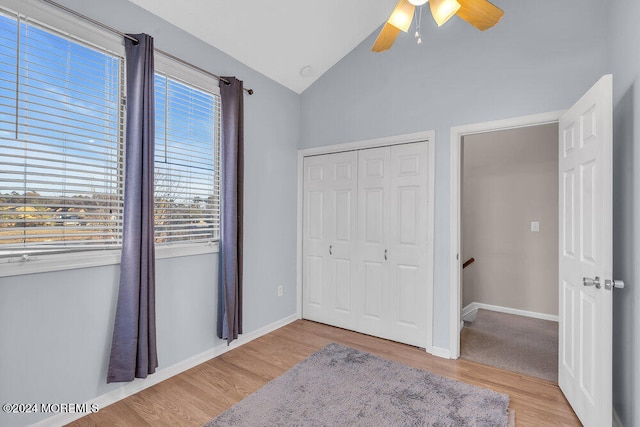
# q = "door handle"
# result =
<box><xmin>583</xmin><ymin>276</ymin><xmax>601</xmax><ymax>289</ymax></box>
<box><xmin>384</xmin><ymin>249</ymin><xmax>387</xmax><ymax>261</ymax></box>
<box><xmin>329</xmin><ymin>245</ymin><xmax>332</xmax><ymax>255</ymax></box>
<box><xmin>604</xmin><ymin>279</ymin><xmax>625</xmax><ymax>291</ymax></box>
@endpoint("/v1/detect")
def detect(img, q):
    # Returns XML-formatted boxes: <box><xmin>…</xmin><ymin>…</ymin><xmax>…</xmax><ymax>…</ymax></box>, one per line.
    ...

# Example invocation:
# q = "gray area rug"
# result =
<box><xmin>207</xmin><ymin>342</ymin><xmax>511</xmax><ymax>426</ymax></box>
<box><xmin>461</xmin><ymin>309</ymin><xmax>558</xmax><ymax>382</ymax></box>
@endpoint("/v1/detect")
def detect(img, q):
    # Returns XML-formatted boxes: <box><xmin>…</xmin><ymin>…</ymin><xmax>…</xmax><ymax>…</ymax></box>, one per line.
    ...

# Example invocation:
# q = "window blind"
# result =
<box><xmin>154</xmin><ymin>73</ymin><xmax>220</xmax><ymax>244</ymax></box>
<box><xmin>0</xmin><ymin>12</ymin><xmax>124</xmax><ymax>255</ymax></box>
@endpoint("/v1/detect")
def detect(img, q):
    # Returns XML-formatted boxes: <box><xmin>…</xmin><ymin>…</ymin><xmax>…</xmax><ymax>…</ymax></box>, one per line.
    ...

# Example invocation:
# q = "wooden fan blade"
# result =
<box><xmin>456</xmin><ymin>0</ymin><xmax>504</xmax><ymax>31</ymax></box>
<box><xmin>372</xmin><ymin>22</ymin><xmax>402</xmax><ymax>52</ymax></box>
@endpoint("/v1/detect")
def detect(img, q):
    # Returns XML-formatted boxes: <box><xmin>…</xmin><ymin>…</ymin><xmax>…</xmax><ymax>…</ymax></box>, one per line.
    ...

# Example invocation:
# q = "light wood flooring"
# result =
<box><xmin>69</xmin><ymin>320</ymin><xmax>580</xmax><ymax>426</ymax></box>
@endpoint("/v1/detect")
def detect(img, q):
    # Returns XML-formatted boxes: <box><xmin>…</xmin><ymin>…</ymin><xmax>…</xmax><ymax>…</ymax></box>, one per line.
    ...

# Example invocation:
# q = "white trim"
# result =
<box><xmin>31</xmin><ymin>314</ymin><xmax>299</xmax><ymax>427</ymax></box>
<box><xmin>296</xmin><ymin>130</ymin><xmax>436</xmax><ymax>346</ymax></box>
<box><xmin>429</xmin><ymin>346</ymin><xmax>451</xmax><ymax>359</ymax></box>
<box><xmin>296</xmin><ymin>151</ymin><xmax>304</xmax><ymax>320</ymax></box>
<box><xmin>155</xmin><ymin>53</ymin><xmax>221</xmax><ymax>96</ymax></box>
<box><xmin>0</xmin><ymin>243</ymin><xmax>219</xmax><ymax>278</ymax></box>
<box><xmin>299</xmin><ymin>130</ymin><xmax>435</xmax><ymax>157</ymax></box>
<box><xmin>156</xmin><ymin>242</ymin><xmax>219</xmax><ymax>260</ymax></box>
<box><xmin>449</xmin><ymin>111</ymin><xmax>564</xmax><ymax>359</ymax></box>
<box><xmin>0</xmin><ymin>0</ymin><xmax>124</xmax><ymax>56</ymax></box>
<box><xmin>462</xmin><ymin>302</ymin><xmax>559</xmax><ymax>323</ymax></box>
<box><xmin>0</xmin><ymin>250</ymin><xmax>122</xmax><ymax>278</ymax></box>
<box><xmin>461</xmin><ymin>303</ymin><xmax>479</xmax><ymax>320</ymax></box>
<box><xmin>612</xmin><ymin>409</ymin><xmax>623</xmax><ymax>427</ymax></box>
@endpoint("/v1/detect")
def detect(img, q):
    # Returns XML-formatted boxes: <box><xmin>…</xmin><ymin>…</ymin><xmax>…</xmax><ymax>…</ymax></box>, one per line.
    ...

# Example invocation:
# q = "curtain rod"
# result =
<box><xmin>40</xmin><ymin>0</ymin><xmax>254</xmax><ymax>95</ymax></box>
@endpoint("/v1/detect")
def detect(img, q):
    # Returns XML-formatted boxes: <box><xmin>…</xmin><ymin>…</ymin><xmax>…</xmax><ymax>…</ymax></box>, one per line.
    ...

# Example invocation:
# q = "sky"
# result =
<box><xmin>0</xmin><ymin>11</ymin><xmax>219</xmax><ymax>250</ymax></box>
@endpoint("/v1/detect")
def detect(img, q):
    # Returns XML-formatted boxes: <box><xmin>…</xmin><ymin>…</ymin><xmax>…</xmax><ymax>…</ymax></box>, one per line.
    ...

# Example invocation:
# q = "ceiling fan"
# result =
<box><xmin>372</xmin><ymin>0</ymin><xmax>504</xmax><ymax>52</ymax></box>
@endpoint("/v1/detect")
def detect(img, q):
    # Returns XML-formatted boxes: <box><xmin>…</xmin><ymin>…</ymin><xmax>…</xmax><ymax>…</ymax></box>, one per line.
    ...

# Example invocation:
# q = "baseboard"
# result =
<box><xmin>613</xmin><ymin>408</ymin><xmax>623</xmax><ymax>427</ymax></box>
<box><xmin>462</xmin><ymin>302</ymin><xmax>559</xmax><ymax>322</ymax></box>
<box><xmin>32</xmin><ymin>314</ymin><xmax>299</xmax><ymax>427</ymax></box>
<box><xmin>429</xmin><ymin>346</ymin><xmax>451</xmax><ymax>359</ymax></box>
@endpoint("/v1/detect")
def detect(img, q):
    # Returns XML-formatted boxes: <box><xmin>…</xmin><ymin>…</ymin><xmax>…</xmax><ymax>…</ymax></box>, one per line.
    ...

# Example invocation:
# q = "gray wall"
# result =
<box><xmin>0</xmin><ymin>1</ymin><xmax>300</xmax><ymax>425</ymax></box>
<box><xmin>609</xmin><ymin>0</ymin><xmax>640</xmax><ymax>425</ymax></box>
<box><xmin>301</xmin><ymin>0</ymin><xmax>607</xmax><ymax>348</ymax></box>
<box><xmin>462</xmin><ymin>125</ymin><xmax>559</xmax><ymax>316</ymax></box>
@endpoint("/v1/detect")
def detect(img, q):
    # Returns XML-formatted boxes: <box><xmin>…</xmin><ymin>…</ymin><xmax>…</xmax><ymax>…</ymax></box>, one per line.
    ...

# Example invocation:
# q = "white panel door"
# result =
<box><xmin>387</xmin><ymin>143</ymin><xmax>431</xmax><ymax>347</ymax></box>
<box><xmin>357</xmin><ymin>147</ymin><xmax>392</xmax><ymax>337</ymax></box>
<box><xmin>302</xmin><ymin>152</ymin><xmax>358</xmax><ymax>329</ymax></box>
<box><xmin>357</xmin><ymin>144</ymin><xmax>431</xmax><ymax>347</ymax></box>
<box><xmin>558</xmin><ymin>74</ymin><xmax>613</xmax><ymax>427</ymax></box>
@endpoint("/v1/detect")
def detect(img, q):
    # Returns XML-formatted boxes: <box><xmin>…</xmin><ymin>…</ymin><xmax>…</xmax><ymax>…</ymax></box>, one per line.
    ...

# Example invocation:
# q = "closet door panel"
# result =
<box><xmin>302</xmin><ymin>151</ymin><xmax>358</xmax><ymax>328</ymax></box>
<box><xmin>387</xmin><ymin>143</ymin><xmax>431</xmax><ymax>347</ymax></box>
<box><xmin>357</xmin><ymin>147</ymin><xmax>391</xmax><ymax>337</ymax></box>
<box><xmin>329</xmin><ymin>152</ymin><xmax>358</xmax><ymax>323</ymax></box>
<box><xmin>302</xmin><ymin>155</ymin><xmax>331</xmax><ymax>317</ymax></box>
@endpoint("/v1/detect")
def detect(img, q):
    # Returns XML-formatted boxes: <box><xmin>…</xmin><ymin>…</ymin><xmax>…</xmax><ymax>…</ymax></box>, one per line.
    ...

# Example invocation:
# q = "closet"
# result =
<box><xmin>302</xmin><ymin>141</ymin><xmax>433</xmax><ymax>348</ymax></box>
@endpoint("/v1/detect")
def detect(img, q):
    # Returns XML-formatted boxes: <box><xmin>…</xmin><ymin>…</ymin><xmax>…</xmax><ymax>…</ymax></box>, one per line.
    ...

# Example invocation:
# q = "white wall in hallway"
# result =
<box><xmin>462</xmin><ymin>124</ymin><xmax>559</xmax><ymax>316</ymax></box>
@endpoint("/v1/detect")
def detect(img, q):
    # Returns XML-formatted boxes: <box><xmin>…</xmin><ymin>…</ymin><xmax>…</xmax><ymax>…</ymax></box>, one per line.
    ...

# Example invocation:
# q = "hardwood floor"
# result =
<box><xmin>69</xmin><ymin>320</ymin><xmax>580</xmax><ymax>426</ymax></box>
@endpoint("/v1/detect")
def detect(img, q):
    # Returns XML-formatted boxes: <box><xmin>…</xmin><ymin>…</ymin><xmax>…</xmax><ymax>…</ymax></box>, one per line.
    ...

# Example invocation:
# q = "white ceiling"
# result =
<box><xmin>126</xmin><ymin>0</ymin><xmax>394</xmax><ymax>94</ymax></box>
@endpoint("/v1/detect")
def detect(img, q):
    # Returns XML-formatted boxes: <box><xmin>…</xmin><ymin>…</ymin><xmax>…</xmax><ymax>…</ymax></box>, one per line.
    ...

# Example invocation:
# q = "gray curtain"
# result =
<box><xmin>217</xmin><ymin>77</ymin><xmax>244</xmax><ymax>344</ymax></box>
<box><xmin>107</xmin><ymin>34</ymin><xmax>158</xmax><ymax>383</ymax></box>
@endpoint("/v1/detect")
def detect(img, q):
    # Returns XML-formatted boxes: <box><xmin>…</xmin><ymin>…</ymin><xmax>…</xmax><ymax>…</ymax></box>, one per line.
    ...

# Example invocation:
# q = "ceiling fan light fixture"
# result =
<box><xmin>387</xmin><ymin>0</ymin><xmax>415</xmax><ymax>32</ymax></box>
<box><xmin>429</xmin><ymin>0</ymin><xmax>461</xmax><ymax>26</ymax></box>
<box><xmin>408</xmin><ymin>0</ymin><xmax>428</xmax><ymax>5</ymax></box>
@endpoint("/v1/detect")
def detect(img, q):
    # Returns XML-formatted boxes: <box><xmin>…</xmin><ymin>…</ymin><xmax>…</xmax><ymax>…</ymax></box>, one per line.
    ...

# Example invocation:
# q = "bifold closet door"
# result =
<box><xmin>358</xmin><ymin>144</ymin><xmax>430</xmax><ymax>347</ymax></box>
<box><xmin>302</xmin><ymin>151</ymin><xmax>358</xmax><ymax>330</ymax></box>
<box><xmin>302</xmin><ymin>142</ymin><xmax>431</xmax><ymax>349</ymax></box>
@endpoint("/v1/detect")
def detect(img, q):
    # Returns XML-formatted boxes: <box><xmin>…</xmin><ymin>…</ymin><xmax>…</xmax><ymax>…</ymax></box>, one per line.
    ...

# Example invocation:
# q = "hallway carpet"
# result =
<box><xmin>461</xmin><ymin>309</ymin><xmax>558</xmax><ymax>382</ymax></box>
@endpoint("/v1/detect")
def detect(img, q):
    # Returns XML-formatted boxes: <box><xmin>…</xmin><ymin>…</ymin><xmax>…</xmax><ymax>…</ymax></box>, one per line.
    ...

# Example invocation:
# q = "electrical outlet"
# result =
<box><xmin>277</xmin><ymin>285</ymin><xmax>283</xmax><ymax>297</ymax></box>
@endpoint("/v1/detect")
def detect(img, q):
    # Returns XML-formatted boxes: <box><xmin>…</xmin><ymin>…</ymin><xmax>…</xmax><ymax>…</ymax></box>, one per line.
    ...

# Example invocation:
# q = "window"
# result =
<box><xmin>154</xmin><ymin>71</ymin><xmax>221</xmax><ymax>245</ymax></box>
<box><xmin>0</xmin><ymin>11</ymin><xmax>124</xmax><ymax>257</ymax></box>
<box><xmin>0</xmin><ymin>7</ymin><xmax>222</xmax><ymax>263</ymax></box>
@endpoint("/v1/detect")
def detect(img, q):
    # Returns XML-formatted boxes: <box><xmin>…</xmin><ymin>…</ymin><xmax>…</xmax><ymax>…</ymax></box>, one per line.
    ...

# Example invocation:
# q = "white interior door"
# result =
<box><xmin>302</xmin><ymin>152</ymin><xmax>358</xmax><ymax>329</ymax></box>
<box><xmin>558</xmin><ymin>74</ymin><xmax>613</xmax><ymax>427</ymax></box>
<box><xmin>357</xmin><ymin>143</ymin><xmax>431</xmax><ymax>347</ymax></box>
<box><xmin>386</xmin><ymin>143</ymin><xmax>431</xmax><ymax>346</ymax></box>
<box><xmin>357</xmin><ymin>147</ymin><xmax>392</xmax><ymax>337</ymax></box>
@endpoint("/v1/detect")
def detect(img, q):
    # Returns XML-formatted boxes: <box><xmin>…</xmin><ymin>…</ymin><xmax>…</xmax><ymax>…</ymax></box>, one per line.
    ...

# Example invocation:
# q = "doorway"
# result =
<box><xmin>449</xmin><ymin>111</ymin><xmax>564</xmax><ymax>360</ymax></box>
<box><xmin>459</xmin><ymin>123</ymin><xmax>559</xmax><ymax>381</ymax></box>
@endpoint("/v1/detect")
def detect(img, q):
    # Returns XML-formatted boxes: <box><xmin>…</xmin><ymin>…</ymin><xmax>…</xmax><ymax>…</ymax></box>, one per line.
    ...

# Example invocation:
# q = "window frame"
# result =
<box><xmin>0</xmin><ymin>11</ymin><xmax>126</xmax><ymax>257</ymax></box>
<box><xmin>153</xmin><ymin>53</ymin><xmax>222</xmax><ymax>247</ymax></box>
<box><xmin>0</xmin><ymin>1</ymin><xmax>220</xmax><ymax>278</ymax></box>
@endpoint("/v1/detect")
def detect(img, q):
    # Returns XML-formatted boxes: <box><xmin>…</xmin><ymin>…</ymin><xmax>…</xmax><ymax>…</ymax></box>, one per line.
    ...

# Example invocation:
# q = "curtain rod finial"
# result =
<box><xmin>247</xmin><ymin>89</ymin><xmax>254</xmax><ymax>95</ymax></box>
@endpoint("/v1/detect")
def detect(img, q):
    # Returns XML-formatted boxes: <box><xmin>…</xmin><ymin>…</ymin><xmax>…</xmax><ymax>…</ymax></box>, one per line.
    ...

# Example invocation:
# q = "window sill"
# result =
<box><xmin>0</xmin><ymin>242</ymin><xmax>219</xmax><ymax>278</ymax></box>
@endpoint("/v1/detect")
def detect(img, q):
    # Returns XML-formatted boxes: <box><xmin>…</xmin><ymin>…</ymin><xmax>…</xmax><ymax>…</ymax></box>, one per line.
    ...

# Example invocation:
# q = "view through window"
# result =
<box><xmin>0</xmin><ymin>10</ymin><xmax>221</xmax><ymax>258</ymax></box>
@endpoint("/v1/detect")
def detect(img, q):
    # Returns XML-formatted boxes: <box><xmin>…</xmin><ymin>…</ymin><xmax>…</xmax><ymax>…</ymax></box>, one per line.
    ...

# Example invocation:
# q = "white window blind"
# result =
<box><xmin>0</xmin><ymin>12</ymin><xmax>124</xmax><ymax>256</ymax></box>
<box><xmin>154</xmin><ymin>72</ymin><xmax>220</xmax><ymax>244</ymax></box>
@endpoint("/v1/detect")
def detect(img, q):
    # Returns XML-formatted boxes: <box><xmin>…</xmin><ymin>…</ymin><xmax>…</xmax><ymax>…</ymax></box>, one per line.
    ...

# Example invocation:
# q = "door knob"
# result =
<box><xmin>583</xmin><ymin>276</ymin><xmax>601</xmax><ymax>289</ymax></box>
<box><xmin>604</xmin><ymin>279</ymin><xmax>625</xmax><ymax>291</ymax></box>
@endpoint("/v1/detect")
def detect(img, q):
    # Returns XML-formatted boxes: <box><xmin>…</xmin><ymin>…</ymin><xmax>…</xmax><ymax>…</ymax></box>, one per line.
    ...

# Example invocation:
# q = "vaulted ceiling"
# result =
<box><xmin>126</xmin><ymin>0</ymin><xmax>395</xmax><ymax>94</ymax></box>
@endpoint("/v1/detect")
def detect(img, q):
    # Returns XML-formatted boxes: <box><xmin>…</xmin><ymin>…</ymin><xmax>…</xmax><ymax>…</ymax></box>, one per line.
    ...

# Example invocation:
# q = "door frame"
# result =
<box><xmin>297</xmin><ymin>129</ymin><xmax>436</xmax><ymax>346</ymax></box>
<box><xmin>448</xmin><ymin>111</ymin><xmax>564</xmax><ymax>358</ymax></box>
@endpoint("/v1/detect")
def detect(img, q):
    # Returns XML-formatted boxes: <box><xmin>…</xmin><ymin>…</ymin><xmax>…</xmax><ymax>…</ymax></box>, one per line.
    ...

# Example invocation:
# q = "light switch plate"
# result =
<box><xmin>531</xmin><ymin>221</ymin><xmax>540</xmax><ymax>232</ymax></box>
